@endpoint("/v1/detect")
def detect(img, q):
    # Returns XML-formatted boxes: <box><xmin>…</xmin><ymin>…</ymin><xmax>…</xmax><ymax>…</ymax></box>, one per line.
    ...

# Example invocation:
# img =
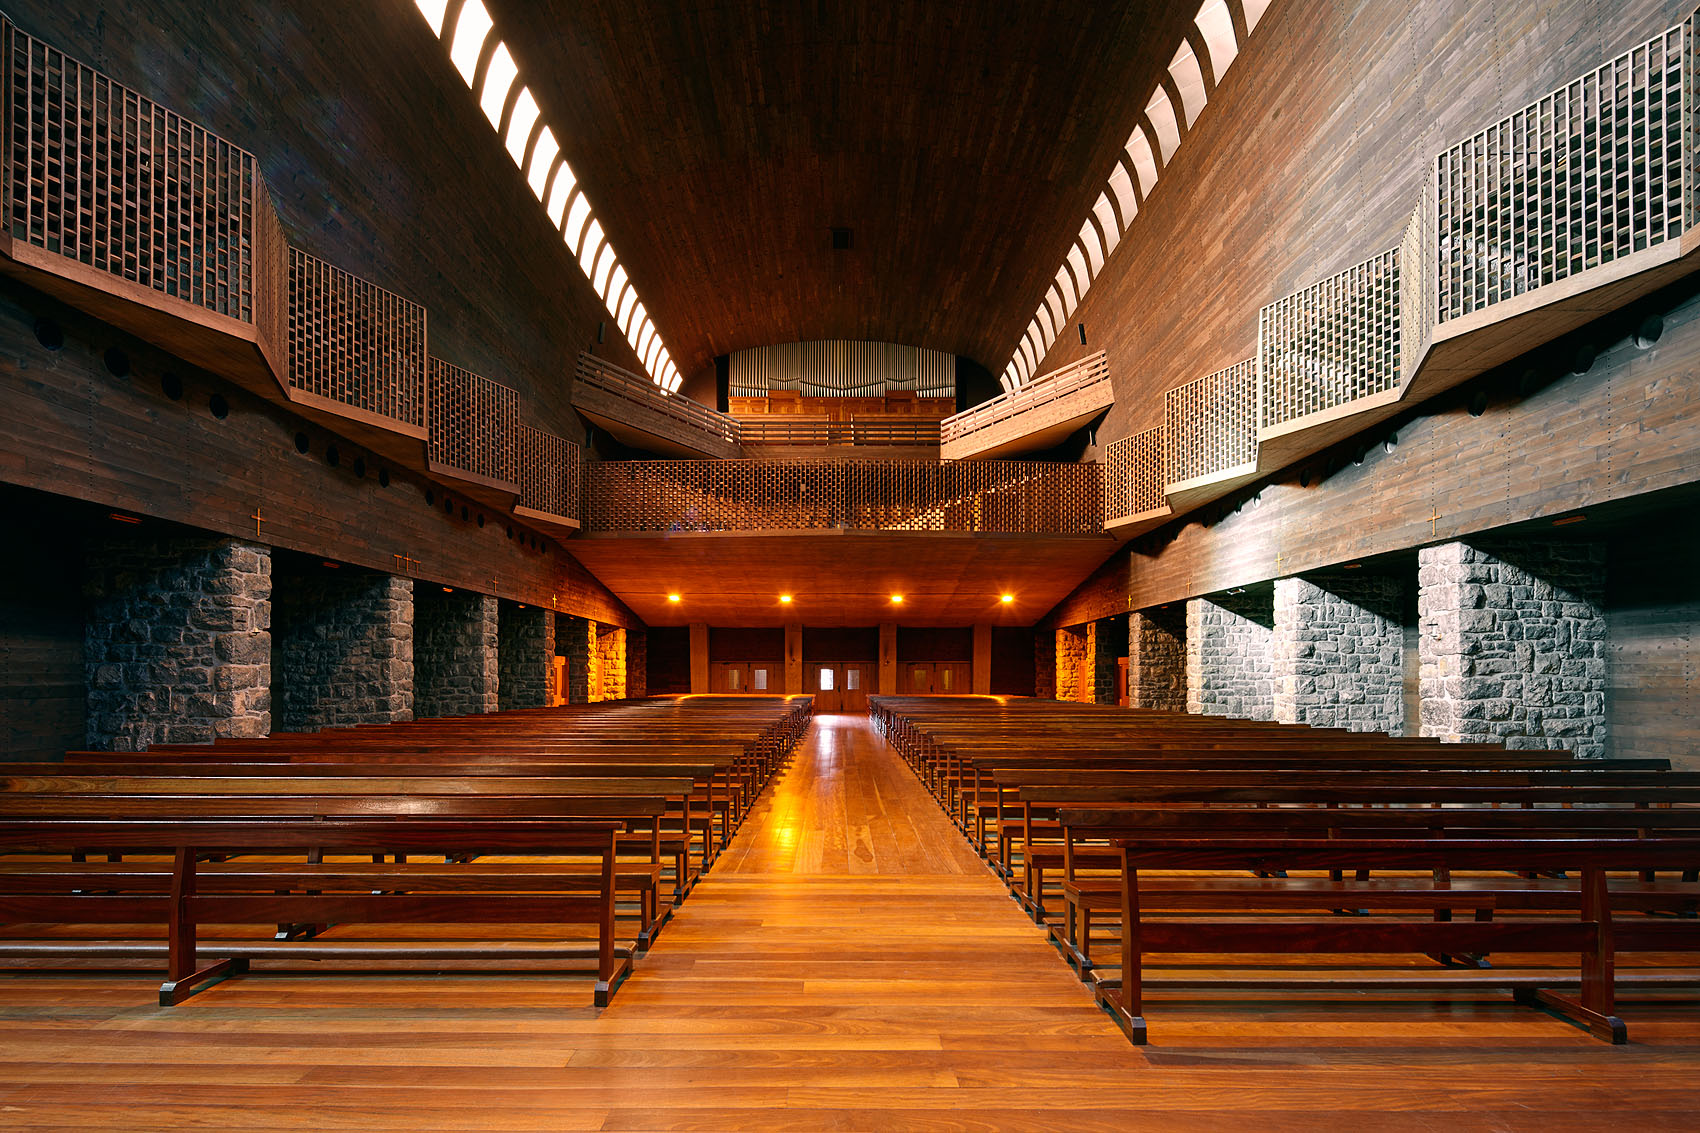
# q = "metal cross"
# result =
<box><xmin>250</xmin><ymin>506</ymin><xmax>264</xmax><ymax>539</ymax></box>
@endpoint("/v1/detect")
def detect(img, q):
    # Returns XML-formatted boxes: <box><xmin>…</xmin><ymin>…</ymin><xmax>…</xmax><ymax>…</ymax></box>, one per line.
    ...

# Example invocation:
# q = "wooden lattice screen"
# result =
<box><xmin>1257</xmin><ymin>249</ymin><xmax>1401</xmax><ymax>432</ymax></box>
<box><xmin>1102</xmin><ymin>426</ymin><xmax>1168</xmax><ymax>522</ymax></box>
<box><xmin>1437</xmin><ymin>14</ymin><xmax>1689</xmax><ymax>322</ymax></box>
<box><xmin>586</xmin><ymin>458</ymin><xmax>1102</xmax><ymax>535</ymax></box>
<box><xmin>1163</xmin><ymin>360</ymin><xmax>1257</xmax><ymax>487</ymax></box>
<box><xmin>288</xmin><ymin>248</ymin><xmax>426</xmax><ymax>428</ymax></box>
<box><xmin>2</xmin><ymin>19</ymin><xmax>263</xmax><ymax>323</ymax></box>
<box><xmin>427</xmin><ymin>358</ymin><xmax>518</xmax><ymax>484</ymax></box>
<box><xmin>516</xmin><ymin>425</ymin><xmax>582</xmax><ymax>523</ymax></box>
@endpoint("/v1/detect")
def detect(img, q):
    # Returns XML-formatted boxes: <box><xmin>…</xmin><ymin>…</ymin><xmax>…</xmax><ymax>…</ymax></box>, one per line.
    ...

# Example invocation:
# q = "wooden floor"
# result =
<box><xmin>3</xmin><ymin>714</ymin><xmax>1699</xmax><ymax>1130</ymax></box>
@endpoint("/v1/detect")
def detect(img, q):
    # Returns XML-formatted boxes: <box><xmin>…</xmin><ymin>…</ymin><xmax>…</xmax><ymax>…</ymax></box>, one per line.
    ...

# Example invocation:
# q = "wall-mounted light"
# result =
<box><xmin>442</xmin><ymin>586</ymin><xmax>454</xmax><ymax>593</ymax></box>
<box><xmin>321</xmin><ymin>560</ymin><xmax>341</xmax><ymax>569</ymax></box>
<box><xmin>107</xmin><ymin>512</ymin><xmax>142</xmax><ymax>525</ymax></box>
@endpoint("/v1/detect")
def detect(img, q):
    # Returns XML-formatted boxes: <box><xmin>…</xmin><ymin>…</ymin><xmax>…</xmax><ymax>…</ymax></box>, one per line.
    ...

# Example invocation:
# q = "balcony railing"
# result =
<box><xmin>515</xmin><ymin>425</ymin><xmax>583</xmax><ymax>527</ymax></box>
<box><xmin>1164</xmin><ymin>359</ymin><xmax>1257</xmax><ymax>491</ymax></box>
<box><xmin>1437</xmin><ymin>13</ymin><xmax>1691</xmax><ymax>323</ymax></box>
<box><xmin>735</xmin><ymin>418</ymin><xmax>942</xmax><ymax>446</ymax></box>
<box><xmin>1102</xmin><ymin>426</ymin><xmax>1169</xmax><ymax>526</ymax></box>
<box><xmin>1</xmin><ymin>17</ymin><xmax>286</xmax><ymax>343</ymax></box>
<box><xmin>1257</xmin><ymin>248</ymin><xmax>1402</xmax><ymax>435</ymax></box>
<box><xmin>940</xmin><ymin>351</ymin><xmax>1111</xmax><ymax>449</ymax></box>
<box><xmin>586</xmin><ymin>458</ymin><xmax>1103</xmax><ymax>535</ymax></box>
<box><xmin>287</xmin><ymin>248</ymin><xmax>427</xmax><ymax>430</ymax></box>
<box><xmin>574</xmin><ymin>352</ymin><xmax>740</xmax><ymax>450</ymax></box>
<box><xmin>428</xmin><ymin>358</ymin><xmax>518</xmax><ymax>487</ymax></box>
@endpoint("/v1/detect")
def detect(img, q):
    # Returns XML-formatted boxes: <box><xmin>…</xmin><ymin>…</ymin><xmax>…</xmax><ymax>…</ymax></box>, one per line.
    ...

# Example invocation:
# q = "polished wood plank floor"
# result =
<box><xmin>2</xmin><ymin>713</ymin><xmax>1698</xmax><ymax>1131</ymax></box>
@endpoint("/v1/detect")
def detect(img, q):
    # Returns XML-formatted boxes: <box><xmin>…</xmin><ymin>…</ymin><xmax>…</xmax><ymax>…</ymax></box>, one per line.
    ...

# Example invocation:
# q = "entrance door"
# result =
<box><xmin>811</xmin><ymin>664</ymin><xmax>843</xmax><ymax>711</ymax></box>
<box><xmin>902</xmin><ymin>663</ymin><xmax>933</xmax><ymax>694</ymax></box>
<box><xmin>712</xmin><ymin>662</ymin><xmax>781</xmax><ymax>693</ymax></box>
<box><xmin>840</xmin><ymin>664</ymin><xmax>871</xmax><ymax>712</ymax></box>
<box><xmin>932</xmin><ymin>662</ymin><xmax>969</xmax><ymax>695</ymax></box>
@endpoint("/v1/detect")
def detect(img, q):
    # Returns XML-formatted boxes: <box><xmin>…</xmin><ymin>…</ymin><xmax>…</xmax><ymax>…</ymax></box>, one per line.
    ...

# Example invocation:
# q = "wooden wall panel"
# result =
<box><xmin>0</xmin><ymin>492</ymin><xmax>85</xmax><ymax>761</ymax></box>
<box><xmin>0</xmin><ymin>277</ymin><xmax>636</xmax><ymax>627</ymax></box>
<box><xmin>1609</xmin><ymin>528</ymin><xmax>1700</xmax><ymax>770</ymax></box>
<box><xmin>645</xmin><ymin>625</ymin><xmax>690</xmax><ymax>695</ymax></box>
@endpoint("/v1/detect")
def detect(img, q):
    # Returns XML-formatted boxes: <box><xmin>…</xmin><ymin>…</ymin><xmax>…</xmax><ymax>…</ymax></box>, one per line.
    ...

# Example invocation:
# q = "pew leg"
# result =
<box><xmin>162</xmin><ymin>847</ymin><xmax>250</xmax><ymax>1005</ymax></box>
<box><xmin>1513</xmin><ymin>868</ymin><xmax>1627</xmax><ymax>1044</ymax></box>
<box><xmin>1105</xmin><ymin>855</ymin><xmax>1149</xmax><ymax>1045</ymax></box>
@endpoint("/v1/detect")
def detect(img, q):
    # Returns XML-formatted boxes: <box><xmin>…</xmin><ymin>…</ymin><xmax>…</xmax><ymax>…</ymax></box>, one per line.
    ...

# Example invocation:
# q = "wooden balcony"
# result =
<box><xmin>940</xmin><ymin>352</ymin><xmax>1112</xmax><ymax>460</ymax></box>
<box><xmin>573</xmin><ymin>353</ymin><xmax>742</xmax><ymax>459</ymax></box>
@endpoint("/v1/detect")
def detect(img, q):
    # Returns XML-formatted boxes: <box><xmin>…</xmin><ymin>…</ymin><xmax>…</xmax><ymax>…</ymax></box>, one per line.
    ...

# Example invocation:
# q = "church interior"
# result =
<box><xmin>1</xmin><ymin>0</ymin><xmax>1699</xmax><ymax>1127</ymax></box>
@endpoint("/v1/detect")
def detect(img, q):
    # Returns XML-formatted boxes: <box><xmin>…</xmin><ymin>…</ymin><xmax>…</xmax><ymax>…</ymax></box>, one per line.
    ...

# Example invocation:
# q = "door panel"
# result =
<box><xmin>902</xmin><ymin>663</ymin><xmax>933</xmax><ymax>694</ymax></box>
<box><xmin>841</xmin><ymin>664</ymin><xmax>870</xmax><ymax>711</ymax></box>
<box><xmin>811</xmin><ymin>664</ymin><xmax>843</xmax><ymax>711</ymax></box>
<box><xmin>934</xmin><ymin>662</ymin><xmax>969</xmax><ymax>695</ymax></box>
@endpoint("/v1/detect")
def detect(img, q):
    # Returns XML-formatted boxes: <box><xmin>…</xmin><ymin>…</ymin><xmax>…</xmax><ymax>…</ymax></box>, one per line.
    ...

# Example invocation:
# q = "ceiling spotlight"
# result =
<box><xmin>890</xmin><ymin>594</ymin><xmax>904</xmax><ymax>604</ymax></box>
<box><xmin>442</xmin><ymin>586</ymin><xmax>454</xmax><ymax>593</ymax></box>
<box><xmin>779</xmin><ymin>594</ymin><xmax>793</xmax><ymax>604</ymax></box>
<box><xmin>667</xmin><ymin>593</ymin><xmax>681</xmax><ymax>603</ymax></box>
<box><xmin>1000</xmin><ymin>594</ymin><xmax>1015</xmax><ymax>604</ymax></box>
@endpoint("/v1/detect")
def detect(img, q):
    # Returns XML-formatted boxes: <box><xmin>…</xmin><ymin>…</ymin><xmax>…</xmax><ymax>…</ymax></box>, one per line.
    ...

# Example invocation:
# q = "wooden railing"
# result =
<box><xmin>586</xmin><ymin>458</ymin><xmax>1103</xmax><ymax>535</ymax></box>
<box><xmin>1164</xmin><ymin>359</ymin><xmax>1257</xmax><ymax>490</ymax></box>
<box><xmin>428</xmin><ymin>359</ymin><xmax>518</xmax><ymax>486</ymax></box>
<box><xmin>1102</xmin><ymin>426</ymin><xmax>1168</xmax><ymax>525</ymax></box>
<box><xmin>1437</xmin><ymin>13</ymin><xmax>1691</xmax><ymax>323</ymax></box>
<box><xmin>575</xmin><ymin>353</ymin><xmax>740</xmax><ymax>445</ymax></box>
<box><xmin>515</xmin><ymin>425</ymin><xmax>583</xmax><ymax>527</ymax></box>
<box><xmin>736</xmin><ymin>418</ymin><xmax>942</xmax><ymax>446</ymax></box>
<box><xmin>940</xmin><ymin>352</ymin><xmax>1111</xmax><ymax>446</ymax></box>
<box><xmin>287</xmin><ymin>249</ymin><xmax>427</xmax><ymax>430</ymax></box>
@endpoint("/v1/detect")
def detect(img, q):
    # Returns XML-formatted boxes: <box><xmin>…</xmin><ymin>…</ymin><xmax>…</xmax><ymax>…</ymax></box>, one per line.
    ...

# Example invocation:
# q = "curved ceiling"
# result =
<box><xmin>485</xmin><ymin>0</ymin><xmax>1201</xmax><ymax>386</ymax></box>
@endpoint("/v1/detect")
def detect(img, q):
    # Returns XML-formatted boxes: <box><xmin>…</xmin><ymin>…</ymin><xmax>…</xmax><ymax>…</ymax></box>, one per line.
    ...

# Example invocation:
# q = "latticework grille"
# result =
<box><xmin>428</xmin><ymin>358</ymin><xmax>518</xmax><ymax>484</ymax></box>
<box><xmin>1437</xmin><ymin>15</ymin><xmax>1689</xmax><ymax>322</ymax></box>
<box><xmin>1400</xmin><ymin>179</ymin><xmax>1435</xmax><ymax>375</ymax></box>
<box><xmin>586</xmin><ymin>459</ymin><xmax>1102</xmax><ymax>535</ymax></box>
<box><xmin>288</xmin><ymin>248</ymin><xmax>426</xmax><ymax>428</ymax></box>
<box><xmin>1102</xmin><ymin>427</ymin><xmax>1168</xmax><ymax>522</ymax></box>
<box><xmin>517</xmin><ymin>425</ymin><xmax>583</xmax><ymax>522</ymax></box>
<box><xmin>1258</xmin><ymin>249</ymin><xmax>1401</xmax><ymax>431</ymax></box>
<box><xmin>1164</xmin><ymin>360</ymin><xmax>1257</xmax><ymax>487</ymax></box>
<box><xmin>2</xmin><ymin>20</ymin><xmax>260</xmax><ymax>322</ymax></box>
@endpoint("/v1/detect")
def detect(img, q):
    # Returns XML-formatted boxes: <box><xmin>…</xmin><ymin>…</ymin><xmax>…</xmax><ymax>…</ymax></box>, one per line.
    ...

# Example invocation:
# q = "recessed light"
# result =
<box><xmin>890</xmin><ymin>594</ymin><xmax>904</xmax><ymax>604</ymax></box>
<box><xmin>667</xmin><ymin>593</ymin><xmax>681</xmax><ymax>603</ymax></box>
<box><xmin>1000</xmin><ymin>594</ymin><xmax>1015</xmax><ymax>604</ymax></box>
<box><xmin>442</xmin><ymin>586</ymin><xmax>454</xmax><ymax>593</ymax></box>
<box><xmin>779</xmin><ymin>594</ymin><xmax>793</xmax><ymax>604</ymax></box>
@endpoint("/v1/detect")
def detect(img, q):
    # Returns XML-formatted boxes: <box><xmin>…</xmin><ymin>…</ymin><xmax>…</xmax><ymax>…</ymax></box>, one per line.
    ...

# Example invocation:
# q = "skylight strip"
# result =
<box><xmin>415</xmin><ymin>0</ymin><xmax>678</xmax><ymax>389</ymax></box>
<box><xmin>1001</xmin><ymin>1</ymin><xmax>1276</xmax><ymax>388</ymax></box>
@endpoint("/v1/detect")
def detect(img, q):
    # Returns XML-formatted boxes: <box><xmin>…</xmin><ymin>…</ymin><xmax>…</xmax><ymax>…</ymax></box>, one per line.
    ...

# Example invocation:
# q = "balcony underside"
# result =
<box><xmin>563</xmin><ymin>528</ymin><xmax>1118</xmax><ymax>627</ymax></box>
<box><xmin>574</xmin><ymin>398</ymin><xmax>741</xmax><ymax>459</ymax></box>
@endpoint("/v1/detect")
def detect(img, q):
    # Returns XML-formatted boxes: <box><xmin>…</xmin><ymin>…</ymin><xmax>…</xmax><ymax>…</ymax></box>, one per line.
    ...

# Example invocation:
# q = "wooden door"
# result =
<box><xmin>933</xmin><ymin>662</ymin><xmax>969</xmax><ymax>695</ymax></box>
<box><xmin>747</xmin><ymin>662</ymin><xmax>778</xmax><ymax>694</ymax></box>
<box><xmin>902</xmin><ymin>663</ymin><xmax>933</xmax><ymax>694</ymax></box>
<box><xmin>550</xmin><ymin>656</ymin><xmax>567</xmax><ymax>706</ymax></box>
<box><xmin>711</xmin><ymin>663</ymin><xmax>749</xmax><ymax>692</ymax></box>
<box><xmin>840</xmin><ymin>664</ymin><xmax>870</xmax><ymax>711</ymax></box>
<box><xmin>1076</xmin><ymin>660</ymin><xmax>1092</xmax><ymax>703</ymax></box>
<box><xmin>1117</xmin><ymin>656</ymin><xmax>1130</xmax><ymax>707</ymax></box>
<box><xmin>811</xmin><ymin>664</ymin><xmax>843</xmax><ymax>711</ymax></box>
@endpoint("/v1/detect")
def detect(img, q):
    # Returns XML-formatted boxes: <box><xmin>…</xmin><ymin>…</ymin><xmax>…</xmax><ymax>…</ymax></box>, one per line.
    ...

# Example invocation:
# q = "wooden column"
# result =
<box><xmin>878</xmin><ymin>622</ymin><xmax>898</xmax><ymax>694</ymax></box>
<box><xmin>689</xmin><ymin>622</ymin><xmax>710</xmax><ymax>694</ymax></box>
<box><xmin>784</xmin><ymin>623</ymin><xmax>804</xmax><ymax>693</ymax></box>
<box><xmin>972</xmin><ymin>623</ymin><xmax>992</xmax><ymax>694</ymax></box>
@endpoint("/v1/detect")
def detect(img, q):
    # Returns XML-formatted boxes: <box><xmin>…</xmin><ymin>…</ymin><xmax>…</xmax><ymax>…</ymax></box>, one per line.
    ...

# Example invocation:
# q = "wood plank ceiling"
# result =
<box><xmin>488</xmin><ymin>0</ymin><xmax>1199</xmax><ymax>386</ymax></box>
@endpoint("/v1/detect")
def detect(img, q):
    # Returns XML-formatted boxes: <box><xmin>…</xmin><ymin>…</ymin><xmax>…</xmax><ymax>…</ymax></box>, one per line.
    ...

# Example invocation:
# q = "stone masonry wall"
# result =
<box><xmin>273</xmin><ymin>568</ymin><xmax>413</xmax><ymax>731</ymax></box>
<box><xmin>1186</xmin><ymin>591</ymin><xmax>1275</xmax><ymax>720</ymax></box>
<box><xmin>84</xmin><ymin>535</ymin><xmax>271</xmax><ymax>750</ymax></box>
<box><xmin>1274</xmin><ymin>574</ymin><xmax>1405</xmax><ymax>733</ymax></box>
<box><xmin>497</xmin><ymin>601</ymin><xmax>554</xmax><ymax>710</ymax></box>
<box><xmin>596</xmin><ymin>624</ymin><xmax>626</xmax><ymax>701</ymax></box>
<box><xmin>1055</xmin><ymin>625</ymin><xmax>1089</xmax><ymax>702</ymax></box>
<box><xmin>414</xmin><ymin>590</ymin><xmax>498</xmax><ymax>718</ymax></box>
<box><xmin>1419</xmin><ymin>540</ymin><xmax>1607</xmax><ymax>758</ymax></box>
<box><xmin>1088</xmin><ymin>619</ymin><xmax>1121</xmax><ymax>704</ymax></box>
<box><xmin>1129</xmin><ymin>607</ymin><xmax>1187</xmax><ymax>711</ymax></box>
<box><xmin>561</xmin><ymin>615</ymin><xmax>592</xmax><ymax>704</ymax></box>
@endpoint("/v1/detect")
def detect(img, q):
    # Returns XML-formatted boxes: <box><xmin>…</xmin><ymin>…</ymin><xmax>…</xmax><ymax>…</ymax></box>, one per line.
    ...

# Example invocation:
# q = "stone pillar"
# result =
<box><xmin>878</xmin><ymin>622</ymin><xmax>898</xmax><ymax>694</ymax></box>
<box><xmin>689</xmin><ymin>622</ymin><xmax>709</xmax><ymax>693</ymax></box>
<box><xmin>596</xmin><ymin>625</ymin><xmax>627</xmax><ymax>700</ymax></box>
<box><xmin>273</xmin><ymin>567</ymin><xmax>412</xmax><ymax>731</ymax></box>
<box><xmin>1273</xmin><ymin>574</ymin><xmax>1406</xmax><ymax>733</ymax></box>
<box><xmin>971</xmin><ymin>623</ymin><xmax>992</xmax><ymax>695</ymax></box>
<box><xmin>1186</xmin><ymin>590</ymin><xmax>1275</xmax><ymax>720</ymax></box>
<box><xmin>1128</xmin><ymin>606</ymin><xmax>1186</xmax><ymax>711</ymax></box>
<box><xmin>1055</xmin><ymin>625</ymin><xmax>1088</xmax><ymax>702</ymax></box>
<box><xmin>561</xmin><ymin>616</ymin><xmax>593</xmax><ymax>704</ymax></box>
<box><xmin>84</xmin><ymin>535</ymin><xmax>271</xmax><ymax>750</ymax></box>
<box><xmin>497</xmin><ymin>600</ymin><xmax>554</xmax><ymax>710</ymax></box>
<box><xmin>625</xmin><ymin>624</ymin><xmax>648</xmax><ymax>699</ymax></box>
<box><xmin>1034</xmin><ymin>631</ymin><xmax>1056</xmax><ymax>699</ymax></box>
<box><xmin>1418</xmin><ymin>540</ymin><xmax>1607</xmax><ymax>757</ymax></box>
<box><xmin>413</xmin><ymin>589</ymin><xmax>498</xmax><ymax>718</ymax></box>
